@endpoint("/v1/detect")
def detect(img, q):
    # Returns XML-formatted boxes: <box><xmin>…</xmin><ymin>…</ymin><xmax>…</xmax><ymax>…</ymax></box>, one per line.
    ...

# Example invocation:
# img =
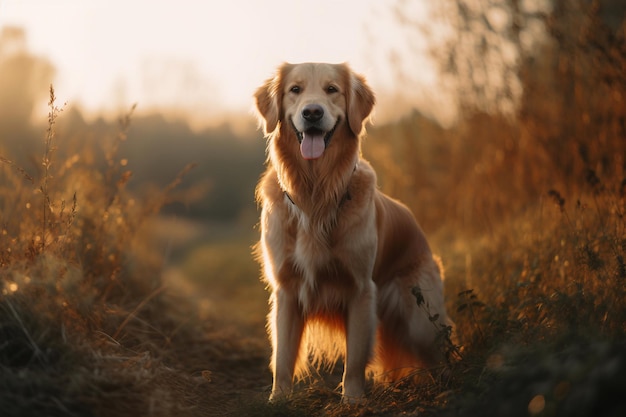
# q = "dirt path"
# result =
<box><xmin>161</xmin><ymin>263</ymin><xmax>275</xmax><ymax>415</ymax></box>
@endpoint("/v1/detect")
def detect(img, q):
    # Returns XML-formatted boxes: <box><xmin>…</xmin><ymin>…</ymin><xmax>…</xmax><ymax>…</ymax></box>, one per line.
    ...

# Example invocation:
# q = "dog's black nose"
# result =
<box><xmin>302</xmin><ymin>104</ymin><xmax>324</xmax><ymax>122</ymax></box>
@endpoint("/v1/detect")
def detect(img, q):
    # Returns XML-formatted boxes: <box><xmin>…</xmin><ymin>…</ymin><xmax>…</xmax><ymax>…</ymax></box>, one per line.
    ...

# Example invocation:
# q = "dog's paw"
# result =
<box><xmin>268</xmin><ymin>390</ymin><xmax>290</xmax><ymax>404</ymax></box>
<box><xmin>340</xmin><ymin>394</ymin><xmax>366</xmax><ymax>406</ymax></box>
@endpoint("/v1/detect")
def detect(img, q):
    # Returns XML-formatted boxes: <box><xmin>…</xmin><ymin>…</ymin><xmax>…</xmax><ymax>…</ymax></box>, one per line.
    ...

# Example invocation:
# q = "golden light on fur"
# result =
<box><xmin>254</xmin><ymin>62</ymin><xmax>453</xmax><ymax>403</ymax></box>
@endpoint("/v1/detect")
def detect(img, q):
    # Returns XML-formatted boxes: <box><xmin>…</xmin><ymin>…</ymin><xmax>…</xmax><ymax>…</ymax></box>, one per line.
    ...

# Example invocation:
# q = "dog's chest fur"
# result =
<box><xmin>284</xmin><ymin>202</ymin><xmax>349</xmax><ymax>313</ymax></box>
<box><xmin>282</xmin><ymin>188</ymin><xmax>377</xmax><ymax>315</ymax></box>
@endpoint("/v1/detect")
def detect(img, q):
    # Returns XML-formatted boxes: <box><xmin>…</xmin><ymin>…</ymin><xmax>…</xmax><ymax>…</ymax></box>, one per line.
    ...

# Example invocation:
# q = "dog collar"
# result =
<box><xmin>283</xmin><ymin>163</ymin><xmax>357</xmax><ymax>208</ymax></box>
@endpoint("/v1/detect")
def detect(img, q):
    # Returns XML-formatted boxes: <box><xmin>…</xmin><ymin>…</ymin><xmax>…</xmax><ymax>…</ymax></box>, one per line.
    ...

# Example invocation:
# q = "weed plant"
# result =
<box><xmin>0</xmin><ymin>86</ymin><xmax>243</xmax><ymax>417</ymax></box>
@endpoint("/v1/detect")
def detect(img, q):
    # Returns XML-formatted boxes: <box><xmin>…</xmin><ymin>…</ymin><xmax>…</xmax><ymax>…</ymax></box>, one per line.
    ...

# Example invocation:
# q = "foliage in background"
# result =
<box><xmin>0</xmin><ymin>87</ymin><xmax>270</xmax><ymax>416</ymax></box>
<box><xmin>386</xmin><ymin>0</ymin><xmax>626</xmax><ymax>233</ymax></box>
<box><xmin>0</xmin><ymin>27</ymin><xmax>265</xmax><ymax>224</ymax></box>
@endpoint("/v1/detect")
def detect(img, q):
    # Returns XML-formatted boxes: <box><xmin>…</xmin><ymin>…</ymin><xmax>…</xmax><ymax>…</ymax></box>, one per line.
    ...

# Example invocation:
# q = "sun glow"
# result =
<box><xmin>0</xmin><ymin>0</ymin><xmax>444</xmax><ymax>126</ymax></box>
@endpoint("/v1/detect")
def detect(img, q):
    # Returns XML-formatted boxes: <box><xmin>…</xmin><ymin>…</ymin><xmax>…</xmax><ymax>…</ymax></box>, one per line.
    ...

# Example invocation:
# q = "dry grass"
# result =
<box><xmin>0</xmin><ymin>87</ymin><xmax>268</xmax><ymax>417</ymax></box>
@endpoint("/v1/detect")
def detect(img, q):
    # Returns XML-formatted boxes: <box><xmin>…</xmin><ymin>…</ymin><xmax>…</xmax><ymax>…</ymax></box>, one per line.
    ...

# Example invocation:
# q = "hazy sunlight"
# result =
<box><xmin>0</xmin><ymin>0</ymin><xmax>441</xmax><ymax>125</ymax></box>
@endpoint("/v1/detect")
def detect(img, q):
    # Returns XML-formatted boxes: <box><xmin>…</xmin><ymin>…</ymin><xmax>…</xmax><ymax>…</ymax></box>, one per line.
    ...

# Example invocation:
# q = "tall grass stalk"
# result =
<box><xmin>39</xmin><ymin>85</ymin><xmax>63</xmax><ymax>253</ymax></box>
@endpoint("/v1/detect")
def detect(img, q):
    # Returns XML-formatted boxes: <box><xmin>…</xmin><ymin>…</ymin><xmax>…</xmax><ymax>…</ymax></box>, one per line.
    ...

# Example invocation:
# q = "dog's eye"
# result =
<box><xmin>326</xmin><ymin>85</ymin><xmax>339</xmax><ymax>94</ymax></box>
<box><xmin>290</xmin><ymin>85</ymin><xmax>301</xmax><ymax>94</ymax></box>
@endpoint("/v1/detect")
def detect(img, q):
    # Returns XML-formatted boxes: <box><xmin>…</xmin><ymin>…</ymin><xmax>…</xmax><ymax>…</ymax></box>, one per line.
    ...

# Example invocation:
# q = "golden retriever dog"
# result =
<box><xmin>254</xmin><ymin>62</ymin><xmax>452</xmax><ymax>403</ymax></box>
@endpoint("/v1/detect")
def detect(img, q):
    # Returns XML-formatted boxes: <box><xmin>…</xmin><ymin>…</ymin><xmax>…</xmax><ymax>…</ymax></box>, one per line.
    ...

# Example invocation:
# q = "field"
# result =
<box><xmin>1</xmin><ymin>2</ymin><xmax>626</xmax><ymax>416</ymax></box>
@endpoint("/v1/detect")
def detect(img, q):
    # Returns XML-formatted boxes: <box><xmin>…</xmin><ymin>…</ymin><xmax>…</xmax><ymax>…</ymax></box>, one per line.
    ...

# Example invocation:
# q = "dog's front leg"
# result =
<box><xmin>269</xmin><ymin>287</ymin><xmax>304</xmax><ymax>402</ymax></box>
<box><xmin>342</xmin><ymin>280</ymin><xmax>377</xmax><ymax>403</ymax></box>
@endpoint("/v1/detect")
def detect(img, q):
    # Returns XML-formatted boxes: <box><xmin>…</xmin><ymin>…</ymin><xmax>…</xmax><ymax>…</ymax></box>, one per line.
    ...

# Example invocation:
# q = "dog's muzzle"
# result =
<box><xmin>291</xmin><ymin>104</ymin><xmax>339</xmax><ymax>160</ymax></box>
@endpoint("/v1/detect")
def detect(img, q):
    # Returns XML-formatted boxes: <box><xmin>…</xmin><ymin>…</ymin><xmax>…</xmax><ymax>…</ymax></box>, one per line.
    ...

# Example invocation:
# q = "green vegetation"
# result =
<box><xmin>1</xmin><ymin>1</ymin><xmax>625</xmax><ymax>416</ymax></box>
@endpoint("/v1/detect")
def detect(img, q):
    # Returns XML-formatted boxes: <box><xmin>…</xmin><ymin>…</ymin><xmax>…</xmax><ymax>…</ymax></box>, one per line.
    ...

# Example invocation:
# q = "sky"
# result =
<box><xmin>0</xmin><ymin>0</ymin><xmax>446</xmax><ymax>126</ymax></box>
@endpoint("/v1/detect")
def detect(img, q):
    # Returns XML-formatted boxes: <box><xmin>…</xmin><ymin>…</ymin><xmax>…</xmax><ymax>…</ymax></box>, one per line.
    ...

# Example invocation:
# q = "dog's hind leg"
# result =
<box><xmin>404</xmin><ymin>262</ymin><xmax>452</xmax><ymax>371</ymax></box>
<box><xmin>375</xmin><ymin>261</ymin><xmax>451</xmax><ymax>379</ymax></box>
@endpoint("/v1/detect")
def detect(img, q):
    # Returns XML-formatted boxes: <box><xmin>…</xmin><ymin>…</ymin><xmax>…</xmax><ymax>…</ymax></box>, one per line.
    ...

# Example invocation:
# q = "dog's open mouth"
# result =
<box><xmin>291</xmin><ymin>119</ymin><xmax>339</xmax><ymax>160</ymax></box>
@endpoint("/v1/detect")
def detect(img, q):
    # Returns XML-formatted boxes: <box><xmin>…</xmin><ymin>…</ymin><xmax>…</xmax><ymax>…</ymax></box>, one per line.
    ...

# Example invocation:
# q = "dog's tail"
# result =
<box><xmin>432</xmin><ymin>254</ymin><xmax>445</xmax><ymax>281</ymax></box>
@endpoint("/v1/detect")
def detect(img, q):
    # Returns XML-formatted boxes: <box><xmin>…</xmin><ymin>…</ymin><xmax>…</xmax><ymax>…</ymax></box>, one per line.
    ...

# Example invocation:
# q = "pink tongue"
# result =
<box><xmin>300</xmin><ymin>132</ymin><xmax>325</xmax><ymax>160</ymax></box>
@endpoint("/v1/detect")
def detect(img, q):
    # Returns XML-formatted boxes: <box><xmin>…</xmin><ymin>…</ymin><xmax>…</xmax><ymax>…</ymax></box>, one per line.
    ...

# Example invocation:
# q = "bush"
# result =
<box><xmin>0</xmin><ymin>87</ymin><xmax>224</xmax><ymax>417</ymax></box>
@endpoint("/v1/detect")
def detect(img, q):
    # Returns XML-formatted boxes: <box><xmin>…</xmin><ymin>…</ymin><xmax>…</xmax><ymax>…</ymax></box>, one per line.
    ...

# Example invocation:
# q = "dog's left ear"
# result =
<box><xmin>347</xmin><ymin>70</ymin><xmax>375</xmax><ymax>137</ymax></box>
<box><xmin>254</xmin><ymin>75</ymin><xmax>280</xmax><ymax>136</ymax></box>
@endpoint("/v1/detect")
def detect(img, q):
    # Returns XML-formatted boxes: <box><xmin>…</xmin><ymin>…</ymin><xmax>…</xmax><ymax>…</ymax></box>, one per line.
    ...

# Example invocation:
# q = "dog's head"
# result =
<box><xmin>255</xmin><ymin>62</ymin><xmax>375</xmax><ymax>160</ymax></box>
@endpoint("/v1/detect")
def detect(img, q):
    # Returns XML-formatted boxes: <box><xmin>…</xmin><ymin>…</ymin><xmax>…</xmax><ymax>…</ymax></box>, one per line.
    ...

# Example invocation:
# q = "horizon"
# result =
<box><xmin>0</xmin><ymin>0</ymin><xmax>454</xmax><ymax>128</ymax></box>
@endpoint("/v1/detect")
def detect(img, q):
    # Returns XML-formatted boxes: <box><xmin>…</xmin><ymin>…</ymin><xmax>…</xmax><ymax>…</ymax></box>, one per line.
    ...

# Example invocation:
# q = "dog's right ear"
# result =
<box><xmin>346</xmin><ymin>70</ymin><xmax>375</xmax><ymax>137</ymax></box>
<box><xmin>254</xmin><ymin>67</ymin><xmax>285</xmax><ymax>135</ymax></box>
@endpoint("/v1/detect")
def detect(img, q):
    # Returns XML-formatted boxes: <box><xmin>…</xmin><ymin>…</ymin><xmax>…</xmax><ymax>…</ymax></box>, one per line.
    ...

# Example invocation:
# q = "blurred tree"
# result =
<box><xmin>404</xmin><ymin>0</ymin><xmax>545</xmax><ymax>116</ymax></box>
<box><xmin>376</xmin><ymin>0</ymin><xmax>625</xmax><ymax>232</ymax></box>
<box><xmin>519</xmin><ymin>0</ymin><xmax>626</xmax><ymax>180</ymax></box>
<box><xmin>118</xmin><ymin>114</ymin><xmax>265</xmax><ymax>221</ymax></box>
<box><xmin>0</xmin><ymin>27</ymin><xmax>55</xmax><ymax>163</ymax></box>
<box><xmin>397</xmin><ymin>0</ymin><xmax>625</xmax><ymax>118</ymax></box>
